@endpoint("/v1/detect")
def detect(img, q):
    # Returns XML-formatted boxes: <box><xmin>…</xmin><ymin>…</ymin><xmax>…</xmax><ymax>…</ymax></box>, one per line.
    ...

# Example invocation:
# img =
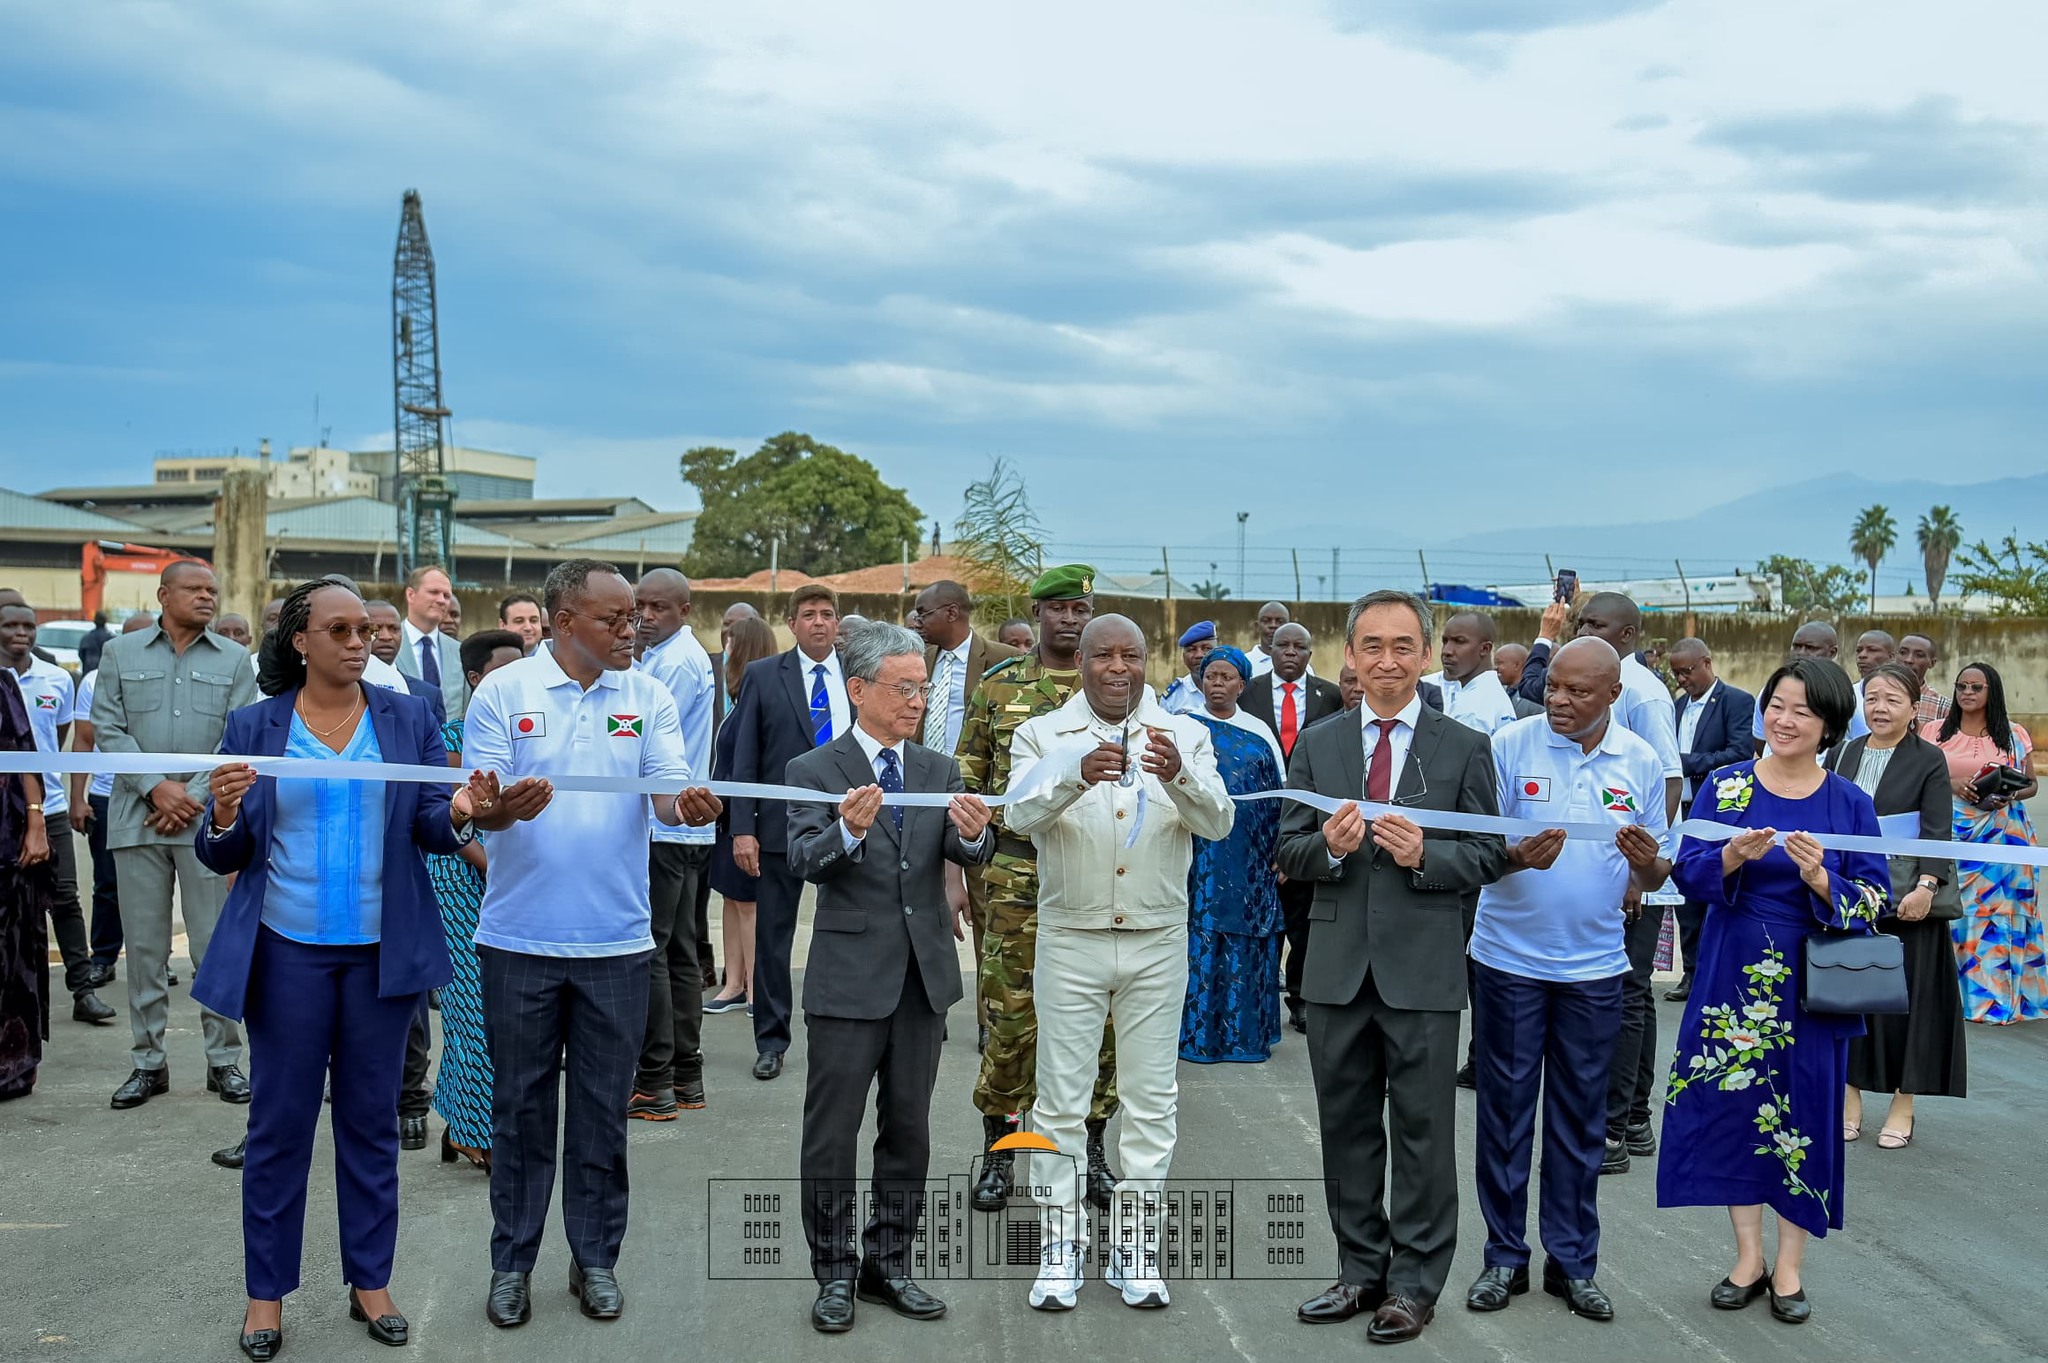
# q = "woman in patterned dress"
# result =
<box><xmin>1658</xmin><ymin>659</ymin><xmax>1888</xmax><ymax>1326</ymax></box>
<box><xmin>430</xmin><ymin>629</ymin><xmax>529</xmax><ymax>1168</ymax></box>
<box><xmin>1179</xmin><ymin>645</ymin><xmax>1285</xmax><ymax>1063</ymax></box>
<box><xmin>0</xmin><ymin>676</ymin><xmax>53</xmax><ymax>1102</ymax></box>
<box><xmin>1920</xmin><ymin>662</ymin><xmax>2043</xmax><ymax>1025</ymax></box>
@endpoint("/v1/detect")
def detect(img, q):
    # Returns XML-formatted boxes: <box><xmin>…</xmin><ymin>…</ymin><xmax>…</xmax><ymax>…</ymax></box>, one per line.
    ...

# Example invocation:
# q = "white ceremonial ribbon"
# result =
<box><xmin>6</xmin><ymin>750</ymin><xmax>2044</xmax><ymax>868</ymax></box>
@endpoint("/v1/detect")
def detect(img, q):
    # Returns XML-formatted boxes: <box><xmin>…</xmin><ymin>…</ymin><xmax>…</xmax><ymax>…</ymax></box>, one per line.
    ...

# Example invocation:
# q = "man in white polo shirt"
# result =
<box><xmin>1464</xmin><ymin>638</ymin><xmax>1670</xmax><ymax>1326</ymax></box>
<box><xmin>463</xmin><ymin>558</ymin><xmax>720</xmax><ymax>1330</ymax></box>
<box><xmin>1422</xmin><ymin>610</ymin><xmax>1518</xmax><ymax>737</ymax></box>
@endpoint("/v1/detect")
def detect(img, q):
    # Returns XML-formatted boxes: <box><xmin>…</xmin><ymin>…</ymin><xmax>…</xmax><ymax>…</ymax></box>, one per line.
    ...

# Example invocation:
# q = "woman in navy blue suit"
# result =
<box><xmin>195</xmin><ymin>578</ymin><xmax>507</xmax><ymax>1360</ymax></box>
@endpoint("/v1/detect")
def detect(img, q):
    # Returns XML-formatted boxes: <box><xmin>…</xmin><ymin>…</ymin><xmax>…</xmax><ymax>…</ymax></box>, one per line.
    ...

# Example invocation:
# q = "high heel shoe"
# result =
<box><xmin>238</xmin><ymin>1326</ymin><xmax>282</xmax><ymax>1361</ymax></box>
<box><xmin>440</xmin><ymin>1128</ymin><xmax>458</xmax><ymax>1164</ymax></box>
<box><xmin>348</xmin><ymin>1289</ymin><xmax>410</xmax><ymax>1347</ymax></box>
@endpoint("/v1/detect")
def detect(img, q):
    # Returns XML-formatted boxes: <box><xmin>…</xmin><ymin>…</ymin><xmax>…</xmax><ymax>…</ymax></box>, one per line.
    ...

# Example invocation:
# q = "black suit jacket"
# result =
<box><xmin>1676</xmin><ymin>681</ymin><xmax>1754</xmax><ymax>790</ymax></box>
<box><xmin>785</xmin><ymin>732</ymin><xmax>994</xmax><ymax>1019</ymax></box>
<box><xmin>1825</xmin><ymin>732</ymin><xmax>1955</xmax><ymax>898</ymax></box>
<box><xmin>727</xmin><ymin>647</ymin><xmax>850</xmax><ymax>852</ymax></box>
<box><xmin>1241</xmin><ymin>673</ymin><xmax>1344</xmax><ymax>759</ymax></box>
<box><xmin>1276</xmin><ymin>704</ymin><xmax>1507</xmax><ymax>1012</ymax></box>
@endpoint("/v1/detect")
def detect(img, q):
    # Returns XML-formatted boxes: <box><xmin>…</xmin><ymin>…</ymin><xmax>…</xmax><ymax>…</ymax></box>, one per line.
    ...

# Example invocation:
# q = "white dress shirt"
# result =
<box><xmin>838</xmin><ymin>723</ymin><xmax>990</xmax><ymax>855</ymax></box>
<box><xmin>637</xmin><ymin>626</ymin><xmax>718</xmax><ymax>845</ymax></box>
<box><xmin>1359</xmin><ymin>692</ymin><xmax>1426</xmax><ymax>796</ymax></box>
<box><xmin>925</xmin><ymin>636</ymin><xmax>974</xmax><ymax>757</ymax></box>
<box><xmin>363</xmin><ymin>653</ymin><xmax>408</xmax><ymax>692</ymax></box>
<box><xmin>1422</xmin><ymin>668</ymin><xmax>1517</xmax><ymax>736</ymax></box>
<box><xmin>797</xmin><ymin>646</ymin><xmax>852</xmax><ymax>740</ymax></box>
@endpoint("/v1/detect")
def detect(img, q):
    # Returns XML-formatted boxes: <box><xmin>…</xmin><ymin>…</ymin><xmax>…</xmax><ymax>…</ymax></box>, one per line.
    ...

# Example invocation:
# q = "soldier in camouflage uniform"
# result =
<box><xmin>957</xmin><ymin>564</ymin><xmax>1120</xmax><ymax>1213</ymax></box>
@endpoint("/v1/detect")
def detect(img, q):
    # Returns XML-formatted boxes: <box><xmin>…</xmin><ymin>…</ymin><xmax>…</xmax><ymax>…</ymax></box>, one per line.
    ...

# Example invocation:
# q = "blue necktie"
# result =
<box><xmin>810</xmin><ymin>664</ymin><xmax>833</xmax><ymax>745</ymax></box>
<box><xmin>877</xmin><ymin>748</ymin><xmax>904</xmax><ymax>832</ymax></box>
<box><xmin>418</xmin><ymin>634</ymin><xmax>440</xmax><ymax>688</ymax></box>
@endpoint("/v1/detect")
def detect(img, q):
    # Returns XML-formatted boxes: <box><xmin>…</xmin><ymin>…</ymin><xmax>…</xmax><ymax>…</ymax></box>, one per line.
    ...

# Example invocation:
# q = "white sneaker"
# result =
<box><xmin>1029</xmin><ymin>1239</ymin><xmax>1085</xmax><ymax>1311</ymax></box>
<box><xmin>1104</xmin><ymin>1244</ymin><xmax>1170</xmax><ymax>1308</ymax></box>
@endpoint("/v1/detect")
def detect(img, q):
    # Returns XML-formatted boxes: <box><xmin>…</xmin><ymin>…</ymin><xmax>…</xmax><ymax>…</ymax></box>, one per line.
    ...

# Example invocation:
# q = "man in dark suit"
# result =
<box><xmin>785</xmin><ymin>622</ymin><xmax>995</xmax><ymax>1333</ymax></box>
<box><xmin>1240</xmin><ymin>621</ymin><xmax>1344</xmax><ymax>1031</ymax></box>
<box><xmin>1277</xmin><ymin>589</ymin><xmax>1508</xmax><ymax>1346</ymax></box>
<box><xmin>1662</xmin><ymin>638</ymin><xmax>1755</xmax><ymax>1002</ymax></box>
<box><xmin>727</xmin><ymin>584</ymin><xmax>852</xmax><ymax>1080</ymax></box>
<box><xmin>908</xmin><ymin>578</ymin><xmax>1017</xmax><ymax>1019</ymax></box>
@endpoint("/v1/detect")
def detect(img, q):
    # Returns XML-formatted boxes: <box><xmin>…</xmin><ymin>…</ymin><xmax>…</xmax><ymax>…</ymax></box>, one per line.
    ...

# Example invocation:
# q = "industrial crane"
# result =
<box><xmin>392</xmin><ymin>189</ymin><xmax>455</xmax><ymax>578</ymax></box>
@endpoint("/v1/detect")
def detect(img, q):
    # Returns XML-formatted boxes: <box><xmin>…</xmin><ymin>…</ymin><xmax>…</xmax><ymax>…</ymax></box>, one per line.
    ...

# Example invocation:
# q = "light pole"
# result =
<box><xmin>1236</xmin><ymin>511</ymin><xmax>1249</xmax><ymax>598</ymax></box>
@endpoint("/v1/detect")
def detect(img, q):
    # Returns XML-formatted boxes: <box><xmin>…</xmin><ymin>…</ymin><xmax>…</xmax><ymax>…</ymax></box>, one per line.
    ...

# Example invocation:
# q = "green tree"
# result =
<box><xmin>1953</xmin><ymin>535</ymin><xmax>2048</xmax><ymax>615</ymax></box>
<box><xmin>1755</xmin><ymin>555</ymin><xmax>1863</xmax><ymax>613</ymax></box>
<box><xmin>1848</xmin><ymin>504</ymin><xmax>1897</xmax><ymax>614</ymax></box>
<box><xmin>951</xmin><ymin>456</ymin><xmax>1046</xmax><ymax>616</ymax></box>
<box><xmin>1916</xmin><ymin>504</ymin><xmax>1964</xmax><ymax>609</ymax></box>
<box><xmin>680</xmin><ymin>432</ymin><xmax>923</xmax><ymax>579</ymax></box>
<box><xmin>1192</xmin><ymin>579</ymin><xmax>1231</xmax><ymax>601</ymax></box>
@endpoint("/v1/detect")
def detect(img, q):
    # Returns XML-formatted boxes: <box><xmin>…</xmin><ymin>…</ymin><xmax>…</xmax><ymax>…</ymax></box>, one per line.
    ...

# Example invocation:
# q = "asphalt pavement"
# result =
<box><xmin>5</xmin><ymin>922</ymin><xmax>2046</xmax><ymax>1363</ymax></box>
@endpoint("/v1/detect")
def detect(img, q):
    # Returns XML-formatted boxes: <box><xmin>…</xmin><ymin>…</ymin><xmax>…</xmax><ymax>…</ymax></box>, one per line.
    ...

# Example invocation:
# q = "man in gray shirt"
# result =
<box><xmin>92</xmin><ymin>560</ymin><xmax>259</xmax><ymax>1111</ymax></box>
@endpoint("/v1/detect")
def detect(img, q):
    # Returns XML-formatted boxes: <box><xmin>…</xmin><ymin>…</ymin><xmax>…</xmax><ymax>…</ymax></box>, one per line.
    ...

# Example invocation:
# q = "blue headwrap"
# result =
<box><xmin>1177</xmin><ymin>619</ymin><xmax>1217</xmax><ymax>648</ymax></box>
<box><xmin>1203</xmin><ymin>645</ymin><xmax>1252</xmax><ymax>683</ymax></box>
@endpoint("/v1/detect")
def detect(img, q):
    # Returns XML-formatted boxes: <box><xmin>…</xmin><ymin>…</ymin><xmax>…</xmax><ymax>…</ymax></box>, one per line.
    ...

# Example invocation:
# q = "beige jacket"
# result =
<box><xmin>1006</xmin><ymin>688</ymin><xmax>1235</xmax><ymax>930</ymax></box>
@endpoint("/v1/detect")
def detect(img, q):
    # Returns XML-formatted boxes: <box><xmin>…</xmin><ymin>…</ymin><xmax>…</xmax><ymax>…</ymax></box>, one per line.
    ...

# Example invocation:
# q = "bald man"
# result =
<box><xmin>1853</xmin><ymin>629</ymin><xmax>1896</xmax><ymax>680</ymax></box>
<box><xmin>1750</xmin><ymin>622</ymin><xmax>1869</xmax><ymax>755</ymax></box>
<box><xmin>1494</xmin><ymin>644</ymin><xmax>1544</xmax><ymax>720</ymax></box>
<box><xmin>1423</xmin><ymin>611</ymin><xmax>1517</xmax><ymax>735</ymax></box>
<box><xmin>1466</xmin><ymin>639</ymin><xmax>1669</xmax><ymax>1322</ymax></box>
<box><xmin>1245</xmin><ymin>601</ymin><xmax>1294</xmax><ymax>678</ymax></box>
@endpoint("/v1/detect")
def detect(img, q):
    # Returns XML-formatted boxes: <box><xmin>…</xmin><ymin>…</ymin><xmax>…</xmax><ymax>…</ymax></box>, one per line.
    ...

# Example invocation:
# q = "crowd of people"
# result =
<box><xmin>0</xmin><ymin>561</ymin><xmax>2042</xmax><ymax>1354</ymax></box>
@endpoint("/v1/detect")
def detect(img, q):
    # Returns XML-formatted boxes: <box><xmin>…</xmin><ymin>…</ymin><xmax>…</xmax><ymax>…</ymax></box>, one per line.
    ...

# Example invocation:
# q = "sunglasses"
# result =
<box><xmin>312</xmin><ymin>624</ymin><xmax>378</xmax><ymax>643</ymax></box>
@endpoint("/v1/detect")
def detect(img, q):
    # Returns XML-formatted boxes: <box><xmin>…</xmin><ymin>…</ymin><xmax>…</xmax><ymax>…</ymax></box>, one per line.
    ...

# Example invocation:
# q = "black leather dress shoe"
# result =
<box><xmin>1465</xmin><ymin>1265</ymin><xmax>1529</xmax><ymax>1312</ymax></box>
<box><xmin>1599</xmin><ymin>1140</ymin><xmax>1630</xmax><ymax>1175</ymax></box>
<box><xmin>752</xmin><ymin>1052</ymin><xmax>782</xmax><ymax>1080</ymax></box>
<box><xmin>73</xmin><ymin>990</ymin><xmax>116</xmax><ymax>1024</ymax></box>
<box><xmin>111</xmin><ymin>1067</ymin><xmax>169</xmax><ymax>1109</ymax></box>
<box><xmin>86</xmin><ymin>962</ymin><xmax>117</xmax><ymax>989</ymax></box>
<box><xmin>400</xmin><ymin>1116</ymin><xmax>427</xmax><ymax>1150</ymax></box>
<box><xmin>348</xmin><ymin>1289</ymin><xmax>409</xmax><ymax>1346</ymax></box>
<box><xmin>856</xmin><ymin>1264</ymin><xmax>946</xmax><ymax>1320</ymax></box>
<box><xmin>213</xmin><ymin>1138</ymin><xmax>247</xmax><ymax>1169</ymax></box>
<box><xmin>812</xmin><ymin>1279</ymin><xmax>855</xmax><ymax>1333</ymax></box>
<box><xmin>1663</xmin><ymin>976</ymin><xmax>1692</xmax><ymax>1002</ymax></box>
<box><xmin>485</xmin><ymin>1271</ymin><xmax>531</xmax><ymax>1328</ymax></box>
<box><xmin>1287</xmin><ymin>1003</ymin><xmax>1307</xmax><ymax>1035</ymax></box>
<box><xmin>569</xmin><ymin>1263</ymin><xmax>624</xmax><ymax>1320</ymax></box>
<box><xmin>1769</xmin><ymin>1283</ymin><xmax>1811</xmax><ymax>1324</ymax></box>
<box><xmin>209</xmin><ymin>1065</ymin><xmax>253</xmax><ymax>1104</ymax></box>
<box><xmin>1366</xmin><ymin>1294</ymin><xmax>1434</xmax><ymax>1344</ymax></box>
<box><xmin>1710</xmin><ymin>1269</ymin><xmax>1770</xmax><ymax>1311</ymax></box>
<box><xmin>1455</xmin><ymin>1062</ymin><xmax>1477</xmax><ymax>1090</ymax></box>
<box><xmin>1624</xmin><ymin>1120</ymin><xmax>1657</xmax><ymax>1157</ymax></box>
<box><xmin>1297</xmin><ymin>1280</ymin><xmax>1378</xmax><ymax>1323</ymax></box>
<box><xmin>238</xmin><ymin>1326</ymin><xmax>282</xmax><ymax>1361</ymax></box>
<box><xmin>1542</xmin><ymin>1266</ymin><xmax>1614</xmax><ymax>1321</ymax></box>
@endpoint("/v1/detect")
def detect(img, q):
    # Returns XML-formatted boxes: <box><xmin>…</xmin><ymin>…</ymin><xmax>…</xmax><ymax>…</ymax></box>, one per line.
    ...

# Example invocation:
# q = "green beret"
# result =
<box><xmin>1030</xmin><ymin>563</ymin><xmax>1096</xmax><ymax>601</ymax></box>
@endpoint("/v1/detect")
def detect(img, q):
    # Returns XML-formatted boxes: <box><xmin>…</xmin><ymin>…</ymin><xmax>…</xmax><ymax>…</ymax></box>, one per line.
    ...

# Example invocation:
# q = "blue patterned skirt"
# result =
<box><xmin>1180</xmin><ymin>927</ymin><xmax>1282</xmax><ymax>1064</ymax></box>
<box><xmin>428</xmin><ymin>852</ymin><xmax>493</xmax><ymax>1151</ymax></box>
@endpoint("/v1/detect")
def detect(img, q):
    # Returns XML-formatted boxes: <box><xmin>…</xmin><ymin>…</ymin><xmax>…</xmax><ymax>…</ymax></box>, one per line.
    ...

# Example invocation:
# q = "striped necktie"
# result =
<box><xmin>924</xmin><ymin>650</ymin><xmax>954</xmax><ymax>750</ymax></box>
<box><xmin>810</xmin><ymin>664</ymin><xmax>833</xmax><ymax>745</ymax></box>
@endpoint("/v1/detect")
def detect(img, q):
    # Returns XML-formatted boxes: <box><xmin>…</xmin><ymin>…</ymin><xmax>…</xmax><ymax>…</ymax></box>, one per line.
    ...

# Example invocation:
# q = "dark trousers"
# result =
<box><xmin>1306</xmin><ymin>972</ymin><xmax>1461</xmax><ymax>1304</ymax></box>
<box><xmin>400</xmin><ymin>1003</ymin><xmax>432</xmax><ymax>1119</ymax></box>
<box><xmin>242</xmin><ymin>927</ymin><xmax>420</xmax><ymax>1300</ymax></box>
<box><xmin>639</xmin><ymin>843</ymin><xmax>712</xmax><ymax>1091</ymax></box>
<box><xmin>693</xmin><ymin>849</ymin><xmax>716</xmax><ymax>987</ymax></box>
<box><xmin>44</xmin><ymin>811</ymin><xmax>91</xmax><ymax>995</ymax></box>
<box><xmin>1674</xmin><ymin>900</ymin><xmax>1705</xmax><ymax>983</ymax></box>
<box><xmin>86</xmin><ymin>795</ymin><xmax>123</xmax><ymax>969</ymax></box>
<box><xmin>800</xmin><ymin>963</ymin><xmax>944</xmax><ymax>1282</ymax></box>
<box><xmin>1605</xmin><ymin>909</ymin><xmax>1661</xmax><ymax>1139</ymax></box>
<box><xmin>751</xmin><ymin>852</ymin><xmax>803</xmax><ymax>1057</ymax></box>
<box><xmin>482</xmin><ymin>945</ymin><xmax>651</xmax><ymax>1272</ymax></box>
<box><xmin>1473</xmin><ymin>961</ymin><xmax>1624</xmax><ymax>1279</ymax></box>
<box><xmin>1279</xmin><ymin>879</ymin><xmax>1313</xmax><ymax>1008</ymax></box>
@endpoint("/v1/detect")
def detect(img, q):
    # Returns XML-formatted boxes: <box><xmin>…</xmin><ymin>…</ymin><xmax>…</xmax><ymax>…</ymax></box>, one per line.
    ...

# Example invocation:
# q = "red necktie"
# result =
<box><xmin>1365</xmin><ymin>718</ymin><xmax>1399</xmax><ymax>802</ymax></box>
<box><xmin>1280</xmin><ymin>682</ymin><xmax>1299</xmax><ymax>758</ymax></box>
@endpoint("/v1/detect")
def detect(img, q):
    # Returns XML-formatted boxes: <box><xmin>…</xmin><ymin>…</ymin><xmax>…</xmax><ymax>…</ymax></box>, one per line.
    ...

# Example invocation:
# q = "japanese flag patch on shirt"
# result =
<box><xmin>511</xmin><ymin>712</ymin><xmax>547</xmax><ymax>739</ymax></box>
<box><xmin>1516</xmin><ymin>775</ymin><xmax>1551</xmax><ymax>802</ymax></box>
<box><xmin>607</xmin><ymin>714</ymin><xmax>643</xmax><ymax>738</ymax></box>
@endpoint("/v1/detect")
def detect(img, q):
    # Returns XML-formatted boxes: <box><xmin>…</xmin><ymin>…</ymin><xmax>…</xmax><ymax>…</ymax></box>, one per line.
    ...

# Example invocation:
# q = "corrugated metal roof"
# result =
<box><xmin>266</xmin><ymin>498</ymin><xmax>526</xmax><ymax>547</ymax></box>
<box><xmin>498</xmin><ymin>512</ymin><xmax>698</xmax><ymax>553</ymax></box>
<box><xmin>40</xmin><ymin>483</ymin><xmax>219</xmax><ymax>504</ymax></box>
<box><xmin>0</xmin><ymin>486</ymin><xmax>147</xmax><ymax>532</ymax></box>
<box><xmin>458</xmin><ymin>497</ymin><xmax>656</xmax><ymax>519</ymax></box>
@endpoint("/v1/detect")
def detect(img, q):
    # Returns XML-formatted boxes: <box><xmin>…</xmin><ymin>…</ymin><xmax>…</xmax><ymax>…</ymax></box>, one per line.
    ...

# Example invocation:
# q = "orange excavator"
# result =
<box><xmin>81</xmin><ymin>541</ymin><xmax>207</xmax><ymax>618</ymax></box>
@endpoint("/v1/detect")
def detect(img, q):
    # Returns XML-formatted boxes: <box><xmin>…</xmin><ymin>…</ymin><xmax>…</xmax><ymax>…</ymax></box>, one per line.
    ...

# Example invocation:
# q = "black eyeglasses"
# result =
<box><xmin>566</xmin><ymin>610</ymin><xmax>644</xmax><ymax>635</ymax></box>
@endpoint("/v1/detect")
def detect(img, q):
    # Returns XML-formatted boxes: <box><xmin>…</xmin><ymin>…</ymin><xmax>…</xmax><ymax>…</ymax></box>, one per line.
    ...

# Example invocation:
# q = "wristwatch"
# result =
<box><xmin>1916</xmin><ymin>875</ymin><xmax>1940</xmax><ymax>893</ymax></box>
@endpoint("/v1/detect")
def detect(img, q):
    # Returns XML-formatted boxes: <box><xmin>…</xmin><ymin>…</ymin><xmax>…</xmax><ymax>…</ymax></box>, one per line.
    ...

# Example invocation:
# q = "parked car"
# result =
<box><xmin>30</xmin><ymin>619</ymin><xmax>95</xmax><ymax>676</ymax></box>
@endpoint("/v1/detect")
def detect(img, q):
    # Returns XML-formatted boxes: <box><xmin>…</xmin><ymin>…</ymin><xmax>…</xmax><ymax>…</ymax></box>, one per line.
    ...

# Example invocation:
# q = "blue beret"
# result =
<box><xmin>1177</xmin><ymin>620</ymin><xmax>1217</xmax><ymax>647</ymax></box>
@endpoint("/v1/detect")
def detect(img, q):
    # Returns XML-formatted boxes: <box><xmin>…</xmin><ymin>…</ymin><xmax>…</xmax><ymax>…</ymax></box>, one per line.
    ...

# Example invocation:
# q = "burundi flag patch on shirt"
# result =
<box><xmin>32</xmin><ymin>693</ymin><xmax>58</xmax><ymax>710</ymax></box>
<box><xmin>1601</xmin><ymin>787</ymin><xmax>1639</xmax><ymax>813</ymax></box>
<box><xmin>607</xmin><ymin>714</ymin><xmax>643</xmax><ymax>738</ymax></box>
<box><xmin>1517</xmin><ymin>776</ymin><xmax>1551</xmax><ymax>802</ymax></box>
<box><xmin>511</xmin><ymin>712</ymin><xmax>547</xmax><ymax>739</ymax></box>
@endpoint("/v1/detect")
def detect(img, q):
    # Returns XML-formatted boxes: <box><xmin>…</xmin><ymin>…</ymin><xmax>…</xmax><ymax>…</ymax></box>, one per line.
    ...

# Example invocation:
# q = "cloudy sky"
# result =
<box><xmin>2</xmin><ymin>0</ymin><xmax>2042</xmax><ymax>589</ymax></box>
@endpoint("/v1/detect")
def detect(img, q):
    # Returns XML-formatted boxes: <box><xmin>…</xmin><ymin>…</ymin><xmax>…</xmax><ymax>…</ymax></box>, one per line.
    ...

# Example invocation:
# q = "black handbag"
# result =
<box><xmin>1802</xmin><ymin>931</ymin><xmax>1908</xmax><ymax>1015</ymax></box>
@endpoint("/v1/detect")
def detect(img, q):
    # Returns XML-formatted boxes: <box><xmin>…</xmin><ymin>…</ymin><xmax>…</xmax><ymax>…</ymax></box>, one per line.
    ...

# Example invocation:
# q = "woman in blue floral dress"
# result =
<box><xmin>1180</xmin><ymin>646</ymin><xmax>1285</xmax><ymax>1063</ymax></box>
<box><xmin>1659</xmin><ymin>660</ymin><xmax>1888</xmax><ymax>1326</ymax></box>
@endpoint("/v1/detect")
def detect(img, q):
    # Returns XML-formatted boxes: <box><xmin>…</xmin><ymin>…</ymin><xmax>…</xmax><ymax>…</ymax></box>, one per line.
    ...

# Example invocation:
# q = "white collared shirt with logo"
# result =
<box><xmin>464</xmin><ymin>646</ymin><xmax>691</xmax><ymax>957</ymax></box>
<box><xmin>636</xmin><ymin>627</ymin><xmax>717</xmax><ymax>846</ymax></box>
<box><xmin>1472</xmin><ymin>714</ymin><xmax>1670</xmax><ymax>983</ymax></box>
<box><xmin>11</xmin><ymin>655</ymin><xmax>74</xmax><ymax>816</ymax></box>
<box><xmin>1423</xmin><ymin>668</ymin><xmax>1518</xmax><ymax>736</ymax></box>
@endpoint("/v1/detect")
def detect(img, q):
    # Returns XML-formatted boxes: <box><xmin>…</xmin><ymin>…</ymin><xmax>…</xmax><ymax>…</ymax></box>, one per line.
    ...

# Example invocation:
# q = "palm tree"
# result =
<box><xmin>1849</xmin><ymin>505</ymin><xmax>1897</xmax><ymax>616</ymax></box>
<box><xmin>1917</xmin><ymin>505</ymin><xmax>1963</xmax><ymax>610</ymax></box>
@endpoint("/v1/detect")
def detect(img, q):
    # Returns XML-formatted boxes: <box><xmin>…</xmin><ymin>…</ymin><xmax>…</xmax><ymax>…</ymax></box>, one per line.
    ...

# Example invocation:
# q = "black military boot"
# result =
<box><xmin>1085</xmin><ymin>1117</ymin><xmax>1117</xmax><ymax>1212</ymax></box>
<box><xmin>972</xmin><ymin>1113</ymin><xmax>1018</xmax><ymax>1212</ymax></box>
